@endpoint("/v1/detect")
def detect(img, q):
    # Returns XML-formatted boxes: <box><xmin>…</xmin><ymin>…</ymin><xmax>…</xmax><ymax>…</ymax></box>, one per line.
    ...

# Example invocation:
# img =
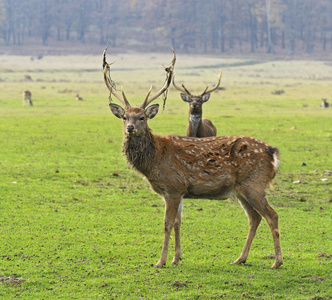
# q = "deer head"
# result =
<box><xmin>172</xmin><ymin>71</ymin><xmax>222</xmax><ymax>137</ymax></box>
<box><xmin>103</xmin><ymin>47</ymin><xmax>176</xmax><ymax>138</ymax></box>
<box><xmin>172</xmin><ymin>70</ymin><xmax>222</xmax><ymax>113</ymax></box>
<box><xmin>109</xmin><ymin>105</ymin><xmax>159</xmax><ymax>138</ymax></box>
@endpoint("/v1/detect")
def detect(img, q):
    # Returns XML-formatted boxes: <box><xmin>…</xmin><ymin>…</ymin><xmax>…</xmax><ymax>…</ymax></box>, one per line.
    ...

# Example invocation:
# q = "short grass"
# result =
<box><xmin>0</xmin><ymin>53</ymin><xmax>331</xmax><ymax>299</ymax></box>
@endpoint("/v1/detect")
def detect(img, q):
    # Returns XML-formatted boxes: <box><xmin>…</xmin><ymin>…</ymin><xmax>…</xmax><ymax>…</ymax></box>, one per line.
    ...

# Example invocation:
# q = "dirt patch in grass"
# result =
<box><xmin>0</xmin><ymin>275</ymin><xmax>26</xmax><ymax>285</ymax></box>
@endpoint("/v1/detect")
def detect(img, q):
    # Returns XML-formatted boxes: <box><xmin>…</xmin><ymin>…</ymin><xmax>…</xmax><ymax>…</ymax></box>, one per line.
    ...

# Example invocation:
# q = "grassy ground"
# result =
<box><xmin>0</xmin><ymin>53</ymin><xmax>331</xmax><ymax>299</ymax></box>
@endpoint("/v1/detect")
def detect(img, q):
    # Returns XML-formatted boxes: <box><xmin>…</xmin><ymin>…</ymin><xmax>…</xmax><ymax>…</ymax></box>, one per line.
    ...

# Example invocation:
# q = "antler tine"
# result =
<box><xmin>102</xmin><ymin>47</ymin><xmax>131</xmax><ymax>108</ymax></box>
<box><xmin>143</xmin><ymin>85</ymin><xmax>153</xmax><ymax>104</ymax></box>
<box><xmin>202</xmin><ymin>69</ymin><xmax>223</xmax><ymax>95</ymax></box>
<box><xmin>141</xmin><ymin>49</ymin><xmax>176</xmax><ymax>109</ymax></box>
<box><xmin>182</xmin><ymin>83</ymin><xmax>192</xmax><ymax>95</ymax></box>
<box><xmin>201</xmin><ymin>85</ymin><xmax>209</xmax><ymax>95</ymax></box>
<box><xmin>172</xmin><ymin>74</ymin><xmax>192</xmax><ymax>95</ymax></box>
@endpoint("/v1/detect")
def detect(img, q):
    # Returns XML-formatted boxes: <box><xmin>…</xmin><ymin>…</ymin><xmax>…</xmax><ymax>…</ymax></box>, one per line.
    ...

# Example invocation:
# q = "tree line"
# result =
<box><xmin>0</xmin><ymin>0</ymin><xmax>331</xmax><ymax>55</ymax></box>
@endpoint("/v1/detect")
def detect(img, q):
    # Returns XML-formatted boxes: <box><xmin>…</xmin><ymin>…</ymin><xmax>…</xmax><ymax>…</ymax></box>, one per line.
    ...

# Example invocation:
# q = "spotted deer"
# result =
<box><xmin>172</xmin><ymin>71</ymin><xmax>222</xmax><ymax>137</ymax></box>
<box><xmin>103</xmin><ymin>48</ymin><xmax>283</xmax><ymax>269</ymax></box>
<box><xmin>320</xmin><ymin>98</ymin><xmax>329</xmax><ymax>108</ymax></box>
<box><xmin>23</xmin><ymin>90</ymin><xmax>33</xmax><ymax>107</ymax></box>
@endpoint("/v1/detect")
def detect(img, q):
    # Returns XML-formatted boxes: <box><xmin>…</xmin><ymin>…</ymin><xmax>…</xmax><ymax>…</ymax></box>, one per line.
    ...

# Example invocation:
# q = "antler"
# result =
<box><xmin>172</xmin><ymin>74</ymin><xmax>192</xmax><ymax>96</ymax></box>
<box><xmin>103</xmin><ymin>47</ymin><xmax>131</xmax><ymax>108</ymax></box>
<box><xmin>173</xmin><ymin>69</ymin><xmax>222</xmax><ymax>96</ymax></box>
<box><xmin>140</xmin><ymin>49</ymin><xmax>176</xmax><ymax>109</ymax></box>
<box><xmin>201</xmin><ymin>70</ymin><xmax>222</xmax><ymax>95</ymax></box>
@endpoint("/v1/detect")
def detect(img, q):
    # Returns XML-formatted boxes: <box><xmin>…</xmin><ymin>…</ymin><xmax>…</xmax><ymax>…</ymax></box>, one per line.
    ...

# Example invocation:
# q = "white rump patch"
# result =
<box><xmin>272</xmin><ymin>152</ymin><xmax>280</xmax><ymax>170</ymax></box>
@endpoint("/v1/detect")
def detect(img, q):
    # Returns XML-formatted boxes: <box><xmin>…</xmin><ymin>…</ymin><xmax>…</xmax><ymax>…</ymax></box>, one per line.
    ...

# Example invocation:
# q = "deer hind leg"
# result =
<box><xmin>233</xmin><ymin>195</ymin><xmax>262</xmax><ymax>265</ymax></box>
<box><xmin>155</xmin><ymin>196</ymin><xmax>183</xmax><ymax>268</ymax></box>
<box><xmin>237</xmin><ymin>188</ymin><xmax>283</xmax><ymax>269</ymax></box>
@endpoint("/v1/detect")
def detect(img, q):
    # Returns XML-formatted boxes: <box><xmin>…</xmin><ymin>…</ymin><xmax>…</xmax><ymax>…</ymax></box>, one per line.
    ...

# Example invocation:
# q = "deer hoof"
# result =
<box><xmin>154</xmin><ymin>261</ymin><xmax>165</xmax><ymax>268</ymax></box>
<box><xmin>270</xmin><ymin>261</ymin><xmax>283</xmax><ymax>269</ymax></box>
<box><xmin>232</xmin><ymin>257</ymin><xmax>247</xmax><ymax>265</ymax></box>
<box><xmin>170</xmin><ymin>256</ymin><xmax>181</xmax><ymax>266</ymax></box>
<box><xmin>170</xmin><ymin>260</ymin><xmax>180</xmax><ymax>266</ymax></box>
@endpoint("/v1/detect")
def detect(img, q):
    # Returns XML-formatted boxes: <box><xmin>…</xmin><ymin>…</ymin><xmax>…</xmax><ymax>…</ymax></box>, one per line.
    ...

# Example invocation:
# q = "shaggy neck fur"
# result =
<box><xmin>122</xmin><ymin>128</ymin><xmax>156</xmax><ymax>175</ymax></box>
<box><xmin>188</xmin><ymin>114</ymin><xmax>201</xmax><ymax>137</ymax></box>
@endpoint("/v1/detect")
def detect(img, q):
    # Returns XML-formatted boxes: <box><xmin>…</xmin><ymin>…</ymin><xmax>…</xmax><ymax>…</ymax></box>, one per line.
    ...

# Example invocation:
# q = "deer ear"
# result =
<box><xmin>201</xmin><ymin>93</ymin><xmax>210</xmax><ymax>102</ymax></box>
<box><xmin>145</xmin><ymin>104</ymin><xmax>159</xmax><ymax>119</ymax></box>
<box><xmin>109</xmin><ymin>103</ymin><xmax>124</xmax><ymax>119</ymax></box>
<box><xmin>180</xmin><ymin>93</ymin><xmax>191</xmax><ymax>103</ymax></box>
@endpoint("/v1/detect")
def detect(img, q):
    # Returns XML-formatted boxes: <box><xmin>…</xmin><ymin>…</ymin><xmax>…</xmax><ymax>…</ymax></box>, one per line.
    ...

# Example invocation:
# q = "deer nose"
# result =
<box><xmin>127</xmin><ymin>125</ymin><xmax>134</xmax><ymax>133</ymax></box>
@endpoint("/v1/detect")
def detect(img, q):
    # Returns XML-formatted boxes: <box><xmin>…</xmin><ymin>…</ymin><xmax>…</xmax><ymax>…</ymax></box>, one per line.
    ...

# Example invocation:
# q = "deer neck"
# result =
<box><xmin>122</xmin><ymin>129</ymin><xmax>156</xmax><ymax>175</ymax></box>
<box><xmin>188</xmin><ymin>111</ymin><xmax>202</xmax><ymax>137</ymax></box>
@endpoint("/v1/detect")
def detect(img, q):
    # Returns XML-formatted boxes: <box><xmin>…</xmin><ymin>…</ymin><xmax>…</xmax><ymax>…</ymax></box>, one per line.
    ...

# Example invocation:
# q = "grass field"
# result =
<box><xmin>0</xmin><ymin>52</ymin><xmax>331</xmax><ymax>299</ymax></box>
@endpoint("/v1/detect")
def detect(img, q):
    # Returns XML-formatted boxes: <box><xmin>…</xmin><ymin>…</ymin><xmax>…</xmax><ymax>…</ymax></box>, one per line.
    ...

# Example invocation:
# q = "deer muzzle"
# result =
<box><xmin>127</xmin><ymin>125</ymin><xmax>135</xmax><ymax>134</ymax></box>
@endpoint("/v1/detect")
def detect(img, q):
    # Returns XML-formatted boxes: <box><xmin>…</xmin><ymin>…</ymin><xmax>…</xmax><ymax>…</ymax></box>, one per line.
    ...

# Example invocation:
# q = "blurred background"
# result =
<box><xmin>0</xmin><ymin>0</ymin><xmax>331</xmax><ymax>57</ymax></box>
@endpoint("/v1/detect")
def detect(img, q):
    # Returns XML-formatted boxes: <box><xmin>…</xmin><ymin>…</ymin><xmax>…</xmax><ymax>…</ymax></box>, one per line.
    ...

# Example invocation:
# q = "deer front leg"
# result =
<box><xmin>171</xmin><ymin>198</ymin><xmax>183</xmax><ymax>265</ymax></box>
<box><xmin>155</xmin><ymin>197</ymin><xmax>182</xmax><ymax>268</ymax></box>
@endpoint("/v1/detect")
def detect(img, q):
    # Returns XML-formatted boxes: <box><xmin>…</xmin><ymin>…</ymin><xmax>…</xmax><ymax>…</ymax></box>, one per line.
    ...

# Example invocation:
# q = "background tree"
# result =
<box><xmin>0</xmin><ymin>0</ymin><xmax>331</xmax><ymax>56</ymax></box>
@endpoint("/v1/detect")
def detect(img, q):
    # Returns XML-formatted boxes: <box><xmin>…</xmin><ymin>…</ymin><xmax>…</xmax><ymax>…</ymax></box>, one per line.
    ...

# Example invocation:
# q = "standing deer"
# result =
<box><xmin>103</xmin><ymin>48</ymin><xmax>283</xmax><ymax>269</ymax></box>
<box><xmin>172</xmin><ymin>72</ymin><xmax>222</xmax><ymax>137</ymax></box>
<box><xmin>320</xmin><ymin>98</ymin><xmax>329</xmax><ymax>108</ymax></box>
<box><xmin>23</xmin><ymin>90</ymin><xmax>33</xmax><ymax>107</ymax></box>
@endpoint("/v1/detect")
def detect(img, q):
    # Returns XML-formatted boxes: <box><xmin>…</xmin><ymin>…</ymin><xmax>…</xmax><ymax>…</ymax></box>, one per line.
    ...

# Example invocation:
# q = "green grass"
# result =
<box><xmin>0</xmin><ymin>54</ymin><xmax>331</xmax><ymax>299</ymax></box>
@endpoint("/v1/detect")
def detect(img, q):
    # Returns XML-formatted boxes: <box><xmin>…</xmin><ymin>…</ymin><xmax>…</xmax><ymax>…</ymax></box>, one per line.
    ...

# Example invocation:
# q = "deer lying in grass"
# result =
<box><xmin>172</xmin><ymin>71</ymin><xmax>222</xmax><ymax>137</ymax></box>
<box><xmin>103</xmin><ymin>48</ymin><xmax>283</xmax><ymax>269</ymax></box>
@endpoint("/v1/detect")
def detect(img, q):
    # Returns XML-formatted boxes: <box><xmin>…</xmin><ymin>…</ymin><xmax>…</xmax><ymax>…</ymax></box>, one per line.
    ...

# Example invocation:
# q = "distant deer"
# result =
<box><xmin>103</xmin><ymin>48</ymin><xmax>283</xmax><ymax>269</ymax></box>
<box><xmin>76</xmin><ymin>94</ymin><xmax>83</xmax><ymax>101</ymax></box>
<box><xmin>172</xmin><ymin>72</ymin><xmax>222</xmax><ymax>137</ymax></box>
<box><xmin>320</xmin><ymin>98</ymin><xmax>329</xmax><ymax>108</ymax></box>
<box><xmin>23</xmin><ymin>90</ymin><xmax>33</xmax><ymax>106</ymax></box>
<box><xmin>24</xmin><ymin>74</ymin><xmax>32</xmax><ymax>81</ymax></box>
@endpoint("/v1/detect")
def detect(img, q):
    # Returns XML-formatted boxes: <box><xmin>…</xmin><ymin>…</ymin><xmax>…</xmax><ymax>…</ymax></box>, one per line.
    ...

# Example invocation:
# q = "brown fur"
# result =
<box><xmin>173</xmin><ymin>72</ymin><xmax>221</xmax><ymax>138</ymax></box>
<box><xmin>104</xmin><ymin>50</ymin><xmax>282</xmax><ymax>270</ymax></box>
<box><xmin>123</xmin><ymin>128</ymin><xmax>155</xmax><ymax>175</ymax></box>
<box><xmin>182</xmin><ymin>94</ymin><xmax>217</xmax><ymax>137</ymax></box>
<box><xmin>140</xmin><ymin>134</ymin><xmax>278</xmax><ymax>200</ymax></box>
<box><xmin>23</xmin><ymin>90</ymin><xmax>33</xmax><ymax>107</ymax></box>
<box><xmin>110</xmin><ymin>103</ymin><xmax>283</xmax><ymax>270</ymax></box>
<box><xmin>320</xmin><ymin>98</ymin><xmax>329</xmax><ymax>108</ymax></box>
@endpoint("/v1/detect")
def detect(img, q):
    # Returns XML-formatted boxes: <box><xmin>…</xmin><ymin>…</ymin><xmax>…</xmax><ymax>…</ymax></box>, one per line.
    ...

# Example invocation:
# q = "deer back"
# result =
<box><xmin>144</xmin><ymin>134</ymin><xmax>279</xmax><ymax>200</ymax></box>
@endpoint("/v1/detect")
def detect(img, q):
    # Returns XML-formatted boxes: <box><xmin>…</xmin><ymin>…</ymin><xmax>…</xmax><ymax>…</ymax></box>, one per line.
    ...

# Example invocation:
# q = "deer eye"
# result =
<box><xmin>123</xmin><ymin>116</ymin><xmax>127</xmax><ymax>121</ymax></box>
<box><xmin>139</xmin><ymin>116</ymin><xmax>145</xmax><ymax>121</ymax></box>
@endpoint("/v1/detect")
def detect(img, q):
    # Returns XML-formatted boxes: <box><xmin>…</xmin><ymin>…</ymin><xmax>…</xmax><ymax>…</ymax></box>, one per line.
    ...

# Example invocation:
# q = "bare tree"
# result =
<box><xmin>0</xmin><ymin>0</ymin><xmax>331</xmax><ymax>55</ymax></box>
<box><xmin>265</xmin><ymin>0</ymin><xmax>276</xmax><ymax>54</ymax></box>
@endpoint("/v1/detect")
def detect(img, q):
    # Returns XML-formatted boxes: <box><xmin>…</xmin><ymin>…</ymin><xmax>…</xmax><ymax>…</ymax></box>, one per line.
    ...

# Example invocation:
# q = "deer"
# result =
<box><xmin>172</xmin><ymin>71</ymin><xmax>222</xmax><ymax>137</ymax></box>
<box><xmin>24</xmin><ymin>74</ymin><xmax>32</xmax><ymax>81</ymax></box>
<box><xmin>320</xmin><ymin>98</ymin><xmax>329</xmax><ymax>108</ymax></box>
<box><xmin>76</xmin><ymin>94</ymin><xmax>83</xmax><ymax>101</ymax></box>
<box><xmin>103</xmin><ymin>48</ymin><xmax>283</xmax><ymax>270</ymax></box>
<box><xmin>23</xmin><ymin>90</ymin><xmax>33</xmax><ymax>107</ymax></box>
